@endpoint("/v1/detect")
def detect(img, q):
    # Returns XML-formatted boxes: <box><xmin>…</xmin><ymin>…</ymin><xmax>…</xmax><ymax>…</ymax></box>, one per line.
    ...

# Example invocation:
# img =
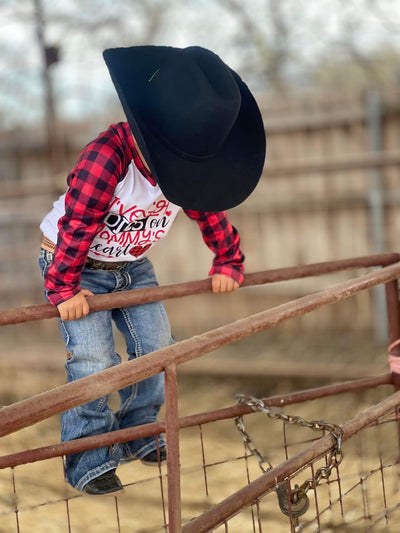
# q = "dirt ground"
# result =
<box><xmin>0</xmin><ymin>322</ymin><xmax>399</xmax><ymax>532</ymax></box>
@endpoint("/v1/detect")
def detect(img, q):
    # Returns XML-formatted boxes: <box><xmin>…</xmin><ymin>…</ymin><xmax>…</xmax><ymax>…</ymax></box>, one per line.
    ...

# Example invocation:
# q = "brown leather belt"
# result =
<box><xmin>85</xmin><ymin>256</ymin><xmax>129</xmax><ymax>271</ymax></box>
<box><xmin>41</xmin><ymin>235</ymin><xmax>56</xmax><ymax>253</ymax></box>
<box><xmin>41</xmin><ymin>235</ymin><xmax>130</xmax><ymax>271</ymax></box>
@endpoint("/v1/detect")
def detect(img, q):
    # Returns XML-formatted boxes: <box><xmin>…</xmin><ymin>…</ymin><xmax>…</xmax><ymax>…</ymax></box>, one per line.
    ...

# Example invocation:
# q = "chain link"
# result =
<box><xmin>234</xmin><ymin>393</ymin><xmax>344</xmax><ymax>522</ymax></box>
<box><xmin>234</xmin><ymin>415</ymin><xmax>274</xmax><ymax>473</ymax></box>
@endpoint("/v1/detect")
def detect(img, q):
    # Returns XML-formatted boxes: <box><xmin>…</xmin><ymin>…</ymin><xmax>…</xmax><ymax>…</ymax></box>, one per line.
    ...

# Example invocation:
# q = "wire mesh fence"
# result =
<box><xmin>0</xmin><ymin>381</ymin><xmax>400</xmax><ymax>532</ymax></box>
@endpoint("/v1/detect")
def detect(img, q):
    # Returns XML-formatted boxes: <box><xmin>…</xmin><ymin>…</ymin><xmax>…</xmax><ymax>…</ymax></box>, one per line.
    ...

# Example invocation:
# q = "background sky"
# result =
<box><xmin>1</xmin><ymin>0</ymin><xmax>400</xmax><ymax>130</ymax></box>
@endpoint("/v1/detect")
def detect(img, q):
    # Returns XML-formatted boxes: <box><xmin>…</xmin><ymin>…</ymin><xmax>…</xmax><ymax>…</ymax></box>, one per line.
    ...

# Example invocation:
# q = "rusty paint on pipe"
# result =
<box><xmin>1</xmin><ymin>254</ymin><xmax>399</xmax><ymax>326</ymax></box>
<box><xmin>181</xmin><ymin>388</ymin><xmax>400</xmax><ymax>533</ymax></box>
<box><xmin>0</xmin><ymin>262</ymin><xmax>399</xmax><ymax>439</ymax></box>
<box><xmin>176</xmin><ymin>373</ymin><xmax>393</xmax><ymax>430</ymax></box>
<box><xmin>386</xmin><ymin>280</ymin><xmax>400</xmax><ymax>362</ymax></box>
<box><xmin>0</xmin><ymin>421</ymin><xmax>166</xmax><ymax>469</ymax></box>
<box><xmin>164</xmin><ymin>364</ymin><xmax>182</xmax><ymax>533</ymax></box>
<box><xmin>384</xmin><ymin>278</ymin><xmax>400</xmax><ymax>453</ymax></box>
<box><xmin>386</xmin><ymin>279</ymin><xmax>400</xmax><ymax>353</ymax></box>
<box><xmin>0</xmin><ymin>374</ymin><xmax>392</xmax><ymax>470</ymax></box>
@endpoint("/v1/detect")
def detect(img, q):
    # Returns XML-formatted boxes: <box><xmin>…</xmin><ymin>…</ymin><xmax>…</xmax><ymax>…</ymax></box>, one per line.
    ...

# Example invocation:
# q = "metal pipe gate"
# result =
<box><xmin>1</xmin><ymin>253</ymin><xmax>400</xmax><ymax>532</ymax></box>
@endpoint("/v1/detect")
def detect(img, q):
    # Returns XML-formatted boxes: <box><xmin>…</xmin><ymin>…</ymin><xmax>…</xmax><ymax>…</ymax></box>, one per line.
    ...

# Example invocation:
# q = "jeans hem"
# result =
<box><xmin>75</xmin><ymin>460</ymin><xmax>119</xmax><ymax>492</ymax></box>
<box><xmin>120</xmin><ymin>438</ymin><xmax>166</xmax><ymax>464</ymax></box>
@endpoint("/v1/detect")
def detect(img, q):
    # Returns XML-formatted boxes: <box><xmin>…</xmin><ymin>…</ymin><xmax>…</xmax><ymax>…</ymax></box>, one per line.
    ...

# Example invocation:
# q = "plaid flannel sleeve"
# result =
<box><xmin>183</xmin><ymin>210</ymin><xmax>245</xmax><ymax>284</ymax></box>
<box><xmin>45</xmin><ymin>130</ymin><xmax>125</xmax><ymax>306</ymax></box>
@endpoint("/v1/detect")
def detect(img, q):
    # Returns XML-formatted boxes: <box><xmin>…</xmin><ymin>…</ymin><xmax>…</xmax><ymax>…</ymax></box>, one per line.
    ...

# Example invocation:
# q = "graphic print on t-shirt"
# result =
<box><xmin>40</xmin><ymin>158</ymin><xmax>181</xmax><ymax>262</ymax></box>
<box><xmin>90</xmin><ymin>196</ymin><xmax>177</xmax><ymax>259</ymax></box>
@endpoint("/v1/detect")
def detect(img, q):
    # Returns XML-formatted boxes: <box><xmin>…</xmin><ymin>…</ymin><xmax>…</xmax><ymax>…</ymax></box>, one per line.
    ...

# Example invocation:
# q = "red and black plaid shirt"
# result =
<box><xmin>45</xmin><ymin>122</ymin><xmax>244</xmax><ymax>306</ymax></box>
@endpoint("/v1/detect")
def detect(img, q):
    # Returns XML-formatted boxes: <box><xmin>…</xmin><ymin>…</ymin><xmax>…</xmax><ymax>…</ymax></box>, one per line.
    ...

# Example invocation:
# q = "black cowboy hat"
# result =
<box><xmin>103</xmin><ymin>45</ymin><xmax>266</xmax><ymax>212</ymax></box>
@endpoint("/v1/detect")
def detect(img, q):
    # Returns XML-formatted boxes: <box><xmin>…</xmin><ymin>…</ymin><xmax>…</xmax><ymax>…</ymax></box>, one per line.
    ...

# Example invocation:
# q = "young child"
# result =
<box><xmin>39</xmin><ymin>45</ymin><xmax>266</xmax><ymax>496</ymax></box>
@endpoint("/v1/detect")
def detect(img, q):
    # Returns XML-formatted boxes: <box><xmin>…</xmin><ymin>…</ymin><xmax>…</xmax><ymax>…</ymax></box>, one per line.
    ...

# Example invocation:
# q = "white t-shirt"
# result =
<box><xmin>40</xmin><ymin>160</ymin><xmax>181</xmax><ymax>262</ymax></box>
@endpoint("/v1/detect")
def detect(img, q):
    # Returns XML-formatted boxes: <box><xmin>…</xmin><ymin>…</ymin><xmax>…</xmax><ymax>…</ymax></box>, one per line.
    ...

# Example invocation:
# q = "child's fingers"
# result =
<box><xmin>57</xmin><ymin>290</ymin><xmax>93</xmax><ymax>321</ymax></box>
<box><xmin>211</xmin><ymin>274</ymin><xmax>239</xmax><ymax>293</ymax></box>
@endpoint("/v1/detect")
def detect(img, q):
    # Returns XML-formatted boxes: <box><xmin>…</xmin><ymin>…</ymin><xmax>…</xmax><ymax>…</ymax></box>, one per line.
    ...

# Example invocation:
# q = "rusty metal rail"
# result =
<box><xmin>1</xmin><ymin>258</ymin><xmax>400</xmax><ymax>439</ymax></box>
<box><xmin>1</xmin><ymin>253</ymin><xmax>399</xmax><ymax>326</ymax></box>
<box><xmin>0</xmin><ymin>373</ymin><xmax>391</xmax><ymax>470</ymax></box>
<box><xmin>1</xmin><ymin>254</ymin><xmax>400</xmax><ymax>532</ymax></box>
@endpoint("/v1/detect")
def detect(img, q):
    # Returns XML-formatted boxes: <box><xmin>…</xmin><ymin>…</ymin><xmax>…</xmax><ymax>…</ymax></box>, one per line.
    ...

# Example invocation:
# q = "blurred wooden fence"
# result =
<box><xmin>1</xmin><ymin>88</ymin><xmax>399</xmax><ymax>338</ymax></box>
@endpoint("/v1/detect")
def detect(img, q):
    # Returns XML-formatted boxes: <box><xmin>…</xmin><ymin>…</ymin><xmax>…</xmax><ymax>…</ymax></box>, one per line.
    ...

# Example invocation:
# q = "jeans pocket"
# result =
<box><xmin>38</xmin><ymin>248</ymin><xmax>54</xmax><ymax>278</ymax></box>
<box><xmin>38</xmin><ymin>249</ymin><xmax>55</xmax><ymax>303</ymax></box>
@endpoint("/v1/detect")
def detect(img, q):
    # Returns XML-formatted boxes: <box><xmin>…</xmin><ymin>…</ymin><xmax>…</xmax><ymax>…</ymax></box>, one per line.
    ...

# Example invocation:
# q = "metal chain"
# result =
<box><xmin>234</xmin><ymin>393</ymin><xmax>344</xmax><ymax>522</ymax></box>
<box><xmin>234</xmin><ymin>414</ymin><xmax>274</xmax><ymax>473</ymax></box>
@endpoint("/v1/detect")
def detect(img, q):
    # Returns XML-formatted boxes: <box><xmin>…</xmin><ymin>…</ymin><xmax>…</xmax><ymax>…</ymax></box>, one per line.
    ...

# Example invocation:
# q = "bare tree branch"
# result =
<box><xmin>217</xmin><ymin>0</ymin><xmax>291</xmax><ymax>92</ymax></box>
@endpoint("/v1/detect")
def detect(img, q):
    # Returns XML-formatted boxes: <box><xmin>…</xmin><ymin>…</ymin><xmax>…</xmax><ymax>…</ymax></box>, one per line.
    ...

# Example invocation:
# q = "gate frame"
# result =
<box><xmin>1</xmin><ymin>253</ymin><xmax>400</xmax><ymax>532</ymax></box>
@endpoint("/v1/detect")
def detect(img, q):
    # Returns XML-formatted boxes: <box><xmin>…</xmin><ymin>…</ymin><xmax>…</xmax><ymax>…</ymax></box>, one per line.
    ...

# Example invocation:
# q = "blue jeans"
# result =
<box><xmin>39</xmin><ymin>250</ymin><xmax>172</xmax><ymax>491</ymax></box>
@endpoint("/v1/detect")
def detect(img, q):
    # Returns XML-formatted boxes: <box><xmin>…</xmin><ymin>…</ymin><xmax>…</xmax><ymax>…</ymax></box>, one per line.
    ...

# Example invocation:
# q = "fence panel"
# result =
<box><xmin>1</xmin><ymin>89</ymin><xmax>400</xmax><ymax>335</ymax></box>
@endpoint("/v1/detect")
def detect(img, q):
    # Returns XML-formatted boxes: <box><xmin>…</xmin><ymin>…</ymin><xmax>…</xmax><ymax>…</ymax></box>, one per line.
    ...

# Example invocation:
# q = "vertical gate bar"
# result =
<box><xmin>385</xmin><ymin>280</ymin><xmax>400</xmax><ymax>388</ymax></box>
<box><xmin>385</xmin><ymin>280</ymin><xmax>400</xmax><ymax>350</ymax></box>
<box><xmin>384</xmin><ymin>279</ymin><xmax>400</xmax><ymax>456</ymax></box>
<box><xmin>164</xmin><ymin>363</ymin><xmax>182</xmax><ymax>533</ymax></box>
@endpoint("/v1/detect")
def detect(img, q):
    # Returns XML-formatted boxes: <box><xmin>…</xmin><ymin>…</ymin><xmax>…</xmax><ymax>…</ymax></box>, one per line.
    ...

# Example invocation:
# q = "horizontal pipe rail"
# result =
<box><xmin>241</xmin><ymin>191</ymin><xmax>400</xmax><ymax>215</ymax></box>
<box><xmin>178</xmin><ymin>359</ymin><xmax>385</xmax><ymax>381</ymax></box>
<box><xmin>0</xmin><ymin>262</ymin><xmax>400</xmax><ymax>440</ymax></box>
<box><xmin>0</xmin><ymin>373</ymin><xmax>391</xmax><ymax>469</ymax></box>
<box><xmin>182</xmin><ymin>387</ymin><xmax>400</xmax><ymax>533</ymax></box>
<box><xmin>265</xmin><ymin>150</ymin><xmax>400</xmax><ymax>178</ymax></box>
<box><xmin>3</xmin><ymin>151</ymin><xmax>400</xmax><ymax>199</ymax></box>
<box><xmin>0</xmin><ymin>253</ymin><xmax>399</xmax><ymax>326</ymax></box>
<box><xmin>262</xmin><ymin>108</ymin><xmax>367</xmax><ymax>132</ymax></box>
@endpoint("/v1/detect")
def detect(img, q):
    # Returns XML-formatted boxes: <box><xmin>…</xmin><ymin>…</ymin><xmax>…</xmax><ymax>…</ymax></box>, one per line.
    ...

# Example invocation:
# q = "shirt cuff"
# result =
<box><xmin>46</xmin><ymin>285</ymin><xmax>81</xmax><ymax>307</ymax></box>
<box><xmin>209</xmin><ymin>264</ymin><xmax>244</xmax><ymax>285</ymax></box>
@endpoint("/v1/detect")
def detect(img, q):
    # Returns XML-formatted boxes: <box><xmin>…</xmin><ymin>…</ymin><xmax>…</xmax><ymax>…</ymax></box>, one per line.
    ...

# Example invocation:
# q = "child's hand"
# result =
<box><xmin>57</xmin><ymin>289</ymin><xmax>94</xmax><ymax>321</ymax></box>
<box><xmin>211</xmin><ymin>274</ymin><xmax>240</xmax><ymax>293</ymax></box>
